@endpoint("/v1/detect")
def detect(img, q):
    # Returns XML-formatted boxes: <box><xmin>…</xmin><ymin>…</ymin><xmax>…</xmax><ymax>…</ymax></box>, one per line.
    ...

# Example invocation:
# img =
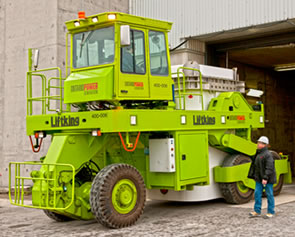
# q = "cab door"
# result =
<box><xmin>148</xmin><ymin>30</ymin><xmax>173</xmax><ymax>101</ymax></box>
<box><xmin>118</xmin><ymin>28</ymin><xmax>149</xmax><ymax>99</ymax></box>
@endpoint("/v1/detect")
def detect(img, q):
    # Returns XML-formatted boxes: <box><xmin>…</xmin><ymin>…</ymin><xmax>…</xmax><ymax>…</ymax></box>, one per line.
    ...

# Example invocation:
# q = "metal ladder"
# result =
<box><xmin>172</xmin><ymin>66</ymin><xmax>204</xmax><ymax>110</ymax></box>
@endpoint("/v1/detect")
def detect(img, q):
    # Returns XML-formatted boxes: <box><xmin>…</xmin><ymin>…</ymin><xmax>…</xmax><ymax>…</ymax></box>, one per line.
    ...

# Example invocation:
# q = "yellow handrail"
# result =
<box><xmin>9</xmin><ymin>161</ymin><xmax>75</xmax><ymax>210</ymax></box>
<box><xmin>173</xmin><ymin>66</ymin><xmax>204</xmax><ymax>110</ymax></box>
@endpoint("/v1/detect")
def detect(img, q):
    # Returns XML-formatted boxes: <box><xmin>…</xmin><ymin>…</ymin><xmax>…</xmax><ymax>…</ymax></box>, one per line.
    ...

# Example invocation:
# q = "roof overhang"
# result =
<box><xmin>186</xmin><ymin>19</ymin><xmax>295</xmax><ymax>47</ymax></box>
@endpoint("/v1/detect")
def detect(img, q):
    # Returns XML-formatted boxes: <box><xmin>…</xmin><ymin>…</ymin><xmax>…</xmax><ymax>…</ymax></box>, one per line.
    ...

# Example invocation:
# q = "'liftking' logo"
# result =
<box><xmin>193</xmin><ymin>115</ymin><xmax>215</xmax><ymax>125</ymax></box>
<box><xmin>51</xmin><ymin>116</ymin><xmax>80</xmax><ymax>127</ymax></box>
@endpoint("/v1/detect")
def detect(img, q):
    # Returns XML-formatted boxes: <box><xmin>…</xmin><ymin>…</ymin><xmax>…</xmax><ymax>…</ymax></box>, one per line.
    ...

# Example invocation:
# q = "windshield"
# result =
<box><xmin>73</xmin><ymin>26</ymin><xmax>115</xmax><ymax>68</ymax></box>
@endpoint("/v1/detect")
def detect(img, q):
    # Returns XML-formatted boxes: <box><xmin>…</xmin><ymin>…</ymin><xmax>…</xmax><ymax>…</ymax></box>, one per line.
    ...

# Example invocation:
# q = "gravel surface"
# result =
<box><xmin>1</xmin><ymin>187</ymin><xmax>295</xmax><ymax>237</ymax></box>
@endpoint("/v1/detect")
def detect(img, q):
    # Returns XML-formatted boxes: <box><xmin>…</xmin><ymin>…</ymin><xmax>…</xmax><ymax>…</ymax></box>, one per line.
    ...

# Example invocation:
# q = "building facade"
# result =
<box><xmin>0</xmin><ymin>0</ymin><xmax>129</xmax><ymax>187</ymax></box>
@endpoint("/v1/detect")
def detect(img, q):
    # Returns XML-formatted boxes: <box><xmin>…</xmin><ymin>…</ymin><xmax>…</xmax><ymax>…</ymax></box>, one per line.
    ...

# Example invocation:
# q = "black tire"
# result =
<box><xmin>90</xmin><ymin>163</ymin><xmax>146</xmax><ymax>229</ymax></box>
<box><xmin>43</xmin><ymin>210</ymin><xmax>73</xmax><ymax>222</ymax></box>
<box><xmin>219</xmin><ymin>154</ymin><xmax>254</xmax><ymax>204</ymax></box>
<box><xmin>270</xmin><ymin>150</ymin><xmax>284</xmax><ymax>196</ymax></box>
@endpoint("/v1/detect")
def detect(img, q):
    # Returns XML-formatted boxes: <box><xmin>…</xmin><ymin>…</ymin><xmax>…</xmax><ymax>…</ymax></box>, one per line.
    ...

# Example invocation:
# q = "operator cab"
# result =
<box><xmin>64</xmin><ymin>12</ymin><xmax>173</xmax><ymax>108</ymax></box>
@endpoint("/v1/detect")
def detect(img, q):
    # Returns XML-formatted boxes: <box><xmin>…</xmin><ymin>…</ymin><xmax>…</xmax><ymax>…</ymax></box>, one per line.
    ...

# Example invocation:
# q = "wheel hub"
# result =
<box><xmin>120</xmin><ymin>189</ymin><xmax>132</xmax><ymax>205</ymax></box>
<box><xmin>112</xmin><ymin>179</ymin><xmax>137</xmax><ymax>214</ymax></box>
<box><xmin>237</xmin><ymin>181</ymin><xmax>249</xmax><ymax>194</ymax></box>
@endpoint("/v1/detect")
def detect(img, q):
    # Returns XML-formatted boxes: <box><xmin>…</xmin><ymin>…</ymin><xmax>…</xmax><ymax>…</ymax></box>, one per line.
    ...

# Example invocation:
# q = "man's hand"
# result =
<box><xmin>262</xmin><ymin>179</ymin><xmax>268</xmax><ymax>185</ymax></box>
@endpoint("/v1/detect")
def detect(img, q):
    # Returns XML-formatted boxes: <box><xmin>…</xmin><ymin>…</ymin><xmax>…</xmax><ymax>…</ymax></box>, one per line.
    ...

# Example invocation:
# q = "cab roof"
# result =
<box><xmin>65</xmin><ymin>12</ymin><xmax>172</xmax><ymax>32</ymax></box>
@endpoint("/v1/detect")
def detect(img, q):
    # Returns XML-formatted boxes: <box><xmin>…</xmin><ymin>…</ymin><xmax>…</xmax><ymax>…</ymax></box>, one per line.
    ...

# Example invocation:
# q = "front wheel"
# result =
<box><xmin>90</xmin><ymin>163</ymin><xmax>146</xmax><ymax>228</ymax></box>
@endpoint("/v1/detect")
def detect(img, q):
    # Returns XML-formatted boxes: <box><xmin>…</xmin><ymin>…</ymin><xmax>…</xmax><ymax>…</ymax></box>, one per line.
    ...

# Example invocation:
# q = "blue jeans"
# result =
<box><xmin>254</xmin><ymin>181</ymin><xmax>275</xmax><ymax>214</ymax></box>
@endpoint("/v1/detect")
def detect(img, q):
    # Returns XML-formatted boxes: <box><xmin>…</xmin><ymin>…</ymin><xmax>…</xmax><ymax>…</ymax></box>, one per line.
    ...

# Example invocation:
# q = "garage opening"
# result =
<box><xmin>205</xmin><ymin>30</ymin><xmax>295</xmax><ymax>176</ymax></box>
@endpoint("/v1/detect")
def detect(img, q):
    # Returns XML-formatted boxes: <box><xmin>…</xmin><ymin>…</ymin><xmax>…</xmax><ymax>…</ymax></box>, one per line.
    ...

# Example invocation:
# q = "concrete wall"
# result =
<box><xmin>170</xmin><ymin>39</ymin><xmax>206</xmax><ymax>65</ymax></box>
<box><xmin>0</xmin><ymin>0</ymin><xmax>129</xmax><ymax>187</ymax></box>
<box><xmin>0</xmin><ymin>0</ymin><xmax>5</xmax><ymax>184</ymax></box>
<box><xmin>0</xmin><ymin>0</ymin><xmax>59</xmax><ymax>188</ymax></box>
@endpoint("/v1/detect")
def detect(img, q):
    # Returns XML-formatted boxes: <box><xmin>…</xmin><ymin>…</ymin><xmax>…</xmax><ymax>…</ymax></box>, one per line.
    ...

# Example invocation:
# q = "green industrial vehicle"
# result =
<box><xmin>9</xmin><ymin>12</ymin><xmax>292</xmax><ymax>228</ymax></box>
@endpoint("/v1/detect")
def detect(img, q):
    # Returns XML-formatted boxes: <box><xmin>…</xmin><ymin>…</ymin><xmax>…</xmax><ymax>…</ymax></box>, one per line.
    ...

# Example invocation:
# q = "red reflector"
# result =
<box><xmin>34</xmin><ymin>133</ymin><xmax>39</xmax><ymax>139</ymax></box>
<box><xmin>160</xmin><ymin>189</ymin><xmax>168</xmax><ymax>195</ymax></box>
<box><xmin>78</xmin><ymin>11</ymin><xmax>86</xmax><ymax>19</ymax></box>
<box><xmin>237</xmin><ymin>115</ymin><xmax>245</xmax><ymax>121</ymax></box>
<box><xmin>97</xmin><ymin>130</ymin><xmax>101</xmax><ymax>136</ymax></box>
<box><xmin>188</xmin><ymin>95</ymin><xmax>193</xmax><ymax>99</ymax></box>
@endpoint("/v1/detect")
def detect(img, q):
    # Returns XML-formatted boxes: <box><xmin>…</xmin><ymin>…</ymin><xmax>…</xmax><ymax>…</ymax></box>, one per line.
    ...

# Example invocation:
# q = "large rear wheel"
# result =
<box><xmin>90</xmin><ymin>163</ymin><xmax>146</xmax><ymax>228</ymax></box>
<box><xmin>219</xmin><ymin>154</ymin><xmax>254</xmax><ymax>204</ymax></box>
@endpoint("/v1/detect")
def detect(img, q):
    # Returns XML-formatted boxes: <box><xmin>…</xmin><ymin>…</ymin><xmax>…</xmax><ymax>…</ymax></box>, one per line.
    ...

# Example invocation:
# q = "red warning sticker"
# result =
<box><xmin>237</xmin><ymin>115</ymin><xmax>245</xmax><ymax>121</ymax></box>
<box><xmin>134</xmin><ymin>82</ymin><xmax>144</xmax><ymax>87</ymax></box>
<box><xmin>84</xmin><ymin>83</ymin><xmax>98</xmax><ymax>91</ymax></box>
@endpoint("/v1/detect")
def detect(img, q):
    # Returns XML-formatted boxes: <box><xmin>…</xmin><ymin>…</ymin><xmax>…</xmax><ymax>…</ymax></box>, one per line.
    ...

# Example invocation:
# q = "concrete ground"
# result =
<box><xmin>1</xmin><ymin>185</ymin><xmax>295</xmax><ymax>237</ymax></box>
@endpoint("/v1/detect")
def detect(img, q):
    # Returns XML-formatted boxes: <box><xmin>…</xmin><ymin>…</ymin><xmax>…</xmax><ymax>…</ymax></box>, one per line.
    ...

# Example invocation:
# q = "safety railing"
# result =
<box><xmin>9</xmin><ymin>162</ymin><xmax>75</xmax><ymax>210</ymax></box>
<box><xmin>172</xmin><ymin>67</ymin><xmax>204</xmax><ymax>110</ymax></box>
<box><xmin>27</xmin><ymin>48</ymin><xmax>70</xmax><ymax>116</ymax></box>
<box><xmin>27</xmin><ymin>68</ymin><xmax>70</xmax><ymax>115</ymax></box>
<box><xmin>47</xmin><ymin>77</ymin><xmax>68</xmax><ymax>112</ymax></box>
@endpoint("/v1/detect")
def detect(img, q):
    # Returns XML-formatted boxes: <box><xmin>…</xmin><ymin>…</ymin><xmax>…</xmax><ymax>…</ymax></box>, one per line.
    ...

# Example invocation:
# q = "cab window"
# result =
<box><xmin>121</xmin><ymin>30</ymin><xmax>146</xmax><ymax>74</ymax></box>
<box><xmin>73</xmin><ymin>26</ymin><xmax>114</xmax><ymax>68</ymax></box>
<box><xmin>149</xmin><ymin>31</ymin><xmax>168</xmax><ymax>76</ymax></box>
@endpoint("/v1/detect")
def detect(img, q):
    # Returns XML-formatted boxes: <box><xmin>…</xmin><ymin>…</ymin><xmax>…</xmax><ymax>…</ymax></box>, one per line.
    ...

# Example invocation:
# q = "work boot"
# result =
<box><xmin>249</xmin><ymin>211</ymin><xmax>261</xmax><ymax>218</ymax></box>
<box><xmin>263</xmin><ymin>213</ymin><xmax>274</xmax><ymax>219</ymax></box>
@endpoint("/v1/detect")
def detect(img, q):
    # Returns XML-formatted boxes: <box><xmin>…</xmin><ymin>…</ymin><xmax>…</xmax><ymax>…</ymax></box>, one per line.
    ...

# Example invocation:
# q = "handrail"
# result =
<box><xmin>173</xmin><ymin>67</ymin><xmax>204</xmax><ymax>110</ymax></box>
<box><xmin>26</xmin><ymin>60</ymin><xmax>69</xmax><ymax>115</ymax></box>
<box><xmin>172</xmin><ymin>71</ymin><xmax>186</xmax><ymax>109</ymax></box>
<box><xmin>27</xmin><ymin>73</ymin><xmax>47</xmax><ymax>115</ymax></box>
<box><xmin>47</xmin><ymin>77</ymin><xmax>70</xmax><ymax>112</ymax></box>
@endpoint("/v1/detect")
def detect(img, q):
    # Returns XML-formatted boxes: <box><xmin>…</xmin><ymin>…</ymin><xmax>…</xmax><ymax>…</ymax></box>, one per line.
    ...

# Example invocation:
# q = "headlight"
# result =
<box><xmin>108</xmin><ymin>14</ymin><xmax>116</xmax><ymax>20</ymax></box>
<box><xmin>92</xmin><ymin>17</ymin><xmax>98</xmax><ymax>23</ymax></box>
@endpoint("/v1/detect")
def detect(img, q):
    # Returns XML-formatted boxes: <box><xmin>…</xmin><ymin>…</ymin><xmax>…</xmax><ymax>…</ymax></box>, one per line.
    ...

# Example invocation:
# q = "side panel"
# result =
<box><xmin>178</xmin><ymin>132</ymin><xmax>209</xmax><ymax>181</ymax></box>
<box><xmin>149</xmin><ymin>138</ymin><xmax>175</xmax><ymax>172</ymax></box>
<box><xmin>147</xmin><ymin>146</ymin><xmax>227</xmax><ymax>201</ymax></box>
<box><xmin>64</xmin><ymin>67</ymin><xmax>114</xmax><ymax>104</ymax></box>
<box><xmin>149</xmin><ymin>75</ymin><xmax>173</xmax><ymax>100</ymax></box>
<box><xmin>118</xmin><ymin>73</ymin><xmax>149</xmax><ymax>98</ymax></box>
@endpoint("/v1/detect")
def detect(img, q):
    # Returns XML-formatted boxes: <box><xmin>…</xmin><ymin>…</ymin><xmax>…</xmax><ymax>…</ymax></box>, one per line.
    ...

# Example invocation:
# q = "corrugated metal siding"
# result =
<box><xmin>130</xmin><ymin>0</ymin><xmax>295</xmax><ymax>47</ymax></box>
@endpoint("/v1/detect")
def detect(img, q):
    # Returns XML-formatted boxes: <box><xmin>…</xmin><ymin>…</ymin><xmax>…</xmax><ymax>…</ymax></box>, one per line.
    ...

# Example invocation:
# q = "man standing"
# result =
<box><xmin>248</xmin><ymin>136</ymin><xmax>276</xmax><ymax>219</ymax></box>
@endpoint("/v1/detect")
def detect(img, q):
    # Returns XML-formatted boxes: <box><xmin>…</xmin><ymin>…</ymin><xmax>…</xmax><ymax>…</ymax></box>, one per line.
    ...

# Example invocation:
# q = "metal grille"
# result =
<box><xmin>9</xmin><ymin>162</ymin><xmax>75</xmax><ymax>210</ymax></box>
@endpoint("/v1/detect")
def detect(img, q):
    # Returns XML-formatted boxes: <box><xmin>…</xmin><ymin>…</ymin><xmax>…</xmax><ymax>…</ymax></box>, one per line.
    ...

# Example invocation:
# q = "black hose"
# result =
<box><xmin>90</xmin><ymin>160</ymin><xmax>100</xmax><ymax>172</ymax></box>
<box><xmin>170</xmin><ymin>39</ymin><xmax>189</xmax><ymax>52</ymax></box>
